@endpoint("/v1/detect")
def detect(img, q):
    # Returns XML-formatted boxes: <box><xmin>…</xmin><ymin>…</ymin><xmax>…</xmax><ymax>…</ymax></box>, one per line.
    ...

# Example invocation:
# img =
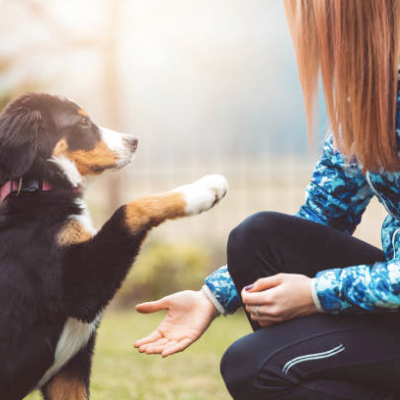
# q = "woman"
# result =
<box><xmin>134</xmin><ymin>1</ymin><xmax>400</xmax><ymax>398</ymax></box>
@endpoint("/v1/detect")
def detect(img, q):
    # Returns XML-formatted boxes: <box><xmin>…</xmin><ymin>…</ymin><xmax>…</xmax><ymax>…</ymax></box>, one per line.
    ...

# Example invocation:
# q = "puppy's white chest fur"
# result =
<box><xmin>37</xmin><ymin>315</ymin><xmax>101</xmax><ymax>388</ymax></box>
<box><xmin>37</xmin><ymin>200</ymin><xmax>99</xmax><ymax>388</ymax></box>
<box><xmin>74</xmin><ymin>198</ymin><xmax>97</xmax><ymax>236</ymax></box>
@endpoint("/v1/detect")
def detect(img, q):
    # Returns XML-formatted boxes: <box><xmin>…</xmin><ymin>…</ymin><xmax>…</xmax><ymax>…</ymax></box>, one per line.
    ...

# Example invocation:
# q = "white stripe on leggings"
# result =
<box><xmin>282</xmin><ymin>344</ymin><xmax>346</xmax><ymax>375</ymax></box>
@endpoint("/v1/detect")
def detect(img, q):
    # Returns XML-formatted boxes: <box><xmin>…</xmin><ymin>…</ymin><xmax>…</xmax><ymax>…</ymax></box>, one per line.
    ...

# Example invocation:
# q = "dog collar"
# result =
<box><xmin>0</xmin><ymin>178</ymin><xmax>53</xmax><ymax>203</ymax></box>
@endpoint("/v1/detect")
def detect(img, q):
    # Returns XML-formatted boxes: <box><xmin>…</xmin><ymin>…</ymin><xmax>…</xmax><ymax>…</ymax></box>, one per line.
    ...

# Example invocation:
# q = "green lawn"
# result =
<box><xmin>27</xmin><ymin>309</ymin><xmax>250</xmax><ymax>399</ymax></box>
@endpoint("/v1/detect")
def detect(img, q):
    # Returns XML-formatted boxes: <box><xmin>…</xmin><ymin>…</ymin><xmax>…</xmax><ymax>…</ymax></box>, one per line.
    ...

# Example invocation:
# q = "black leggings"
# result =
<box><xmin>220</xmin><ymin>212</ymin><xmax>400</xmax><ymax>400</ymax></box>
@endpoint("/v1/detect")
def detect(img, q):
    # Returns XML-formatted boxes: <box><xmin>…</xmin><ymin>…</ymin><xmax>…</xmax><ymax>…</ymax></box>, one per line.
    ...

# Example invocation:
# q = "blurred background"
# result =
<box><xmin>1</xmin><ymin>1</ymin><xmax>387</xmax><ymax>398</ymax></box>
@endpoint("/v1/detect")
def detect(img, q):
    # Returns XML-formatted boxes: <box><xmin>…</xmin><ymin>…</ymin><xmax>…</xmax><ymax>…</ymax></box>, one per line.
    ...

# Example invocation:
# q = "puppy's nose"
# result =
<box><xmin>125</xmin><ymin>137</ymin><xmax>138</xmax><ymax>152</ymax></box>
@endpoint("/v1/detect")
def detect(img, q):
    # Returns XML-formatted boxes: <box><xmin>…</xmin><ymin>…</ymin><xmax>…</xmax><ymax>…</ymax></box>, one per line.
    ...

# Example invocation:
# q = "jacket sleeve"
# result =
<box><xmin>296</xmin><ymin>135</ymin><xmax>374</xmax><ymax>234</ymax></box>
<box><xmin>204</xmin><ymin>265</ymin><xmax>241</xmax><ymax>315</ymax></box>
<box><xmin>315</xmin><ymin>259</ymin><xmax>400</xmax><ymax>313</ymax></box>
<box><xmin>296</xmin><ymin>134</ymin><xmax>384</xmax><ymax>313</ymax></box>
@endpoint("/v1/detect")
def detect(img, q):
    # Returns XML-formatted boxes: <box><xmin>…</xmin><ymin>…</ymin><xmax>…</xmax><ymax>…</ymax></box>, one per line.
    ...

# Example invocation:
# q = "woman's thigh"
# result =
<box><xmin>227</xmin><ymin>211</ymin><xmax>386</xmax><ymax>294</ymax></box>
<box><xmin>226</xmin><ymin>211</ymin><xmax>387</xmax><ymax>330</ymax></box>
<box><xmin>221</xmin><ymin>312</ymin><xmax>400</xmax><ymax>399</ymax></box>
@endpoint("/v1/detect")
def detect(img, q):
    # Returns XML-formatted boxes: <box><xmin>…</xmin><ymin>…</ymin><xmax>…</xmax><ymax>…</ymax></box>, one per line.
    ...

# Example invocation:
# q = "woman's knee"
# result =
<box><xmin>227</xmin><ymin>211</ymin><xmax>287</xmax><ymax>278</ymax></box>
<box><xmin>221</xmin><ymin>330</ymin><xmax>295</xmax><ymax>399</ymax></box>
<box><xmin>220</xmin><ymin>336</ymin><xmax>260</xmax><ymax>399</ymax></box>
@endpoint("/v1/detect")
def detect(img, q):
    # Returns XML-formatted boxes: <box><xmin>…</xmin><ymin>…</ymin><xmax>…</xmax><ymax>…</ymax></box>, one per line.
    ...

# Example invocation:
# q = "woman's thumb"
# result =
<box><xmin>135</xmin><ymin>298</ymin><xmax>168</xmax><ymax>314</ymax></box>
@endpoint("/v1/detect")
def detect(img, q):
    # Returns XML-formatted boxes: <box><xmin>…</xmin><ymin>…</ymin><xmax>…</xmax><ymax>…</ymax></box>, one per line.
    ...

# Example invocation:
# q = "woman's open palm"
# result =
<box><xmin>134</xmin><ymin>290</ymin><xmax>219</xmax><ymax>357</ymax></box>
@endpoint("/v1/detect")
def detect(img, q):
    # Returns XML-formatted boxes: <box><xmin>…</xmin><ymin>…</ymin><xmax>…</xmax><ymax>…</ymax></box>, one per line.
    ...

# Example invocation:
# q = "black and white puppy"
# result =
<box><xmin>0</xmin><ymin>93</ymin><xmax>228</xmax><ymax>399</ymax></box>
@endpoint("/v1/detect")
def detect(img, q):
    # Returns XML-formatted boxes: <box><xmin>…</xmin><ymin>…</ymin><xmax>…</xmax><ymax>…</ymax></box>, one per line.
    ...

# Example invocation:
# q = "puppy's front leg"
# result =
<box><xmin>63</xmin><ymin>174</ymin><xmax>228</xmax><ymax>322</ymax></box>
<box><xmin>124</xmin><ymin>174</ymin><xmax>228</xmax><ymax>234</ymax></box>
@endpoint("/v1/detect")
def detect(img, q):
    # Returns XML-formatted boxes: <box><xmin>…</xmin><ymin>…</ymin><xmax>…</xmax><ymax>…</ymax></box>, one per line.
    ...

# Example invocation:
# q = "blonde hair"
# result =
<box><xmin>283</xmin><ymin>0</ymin><xmax>400</xmax><ymax>172</ymax></box>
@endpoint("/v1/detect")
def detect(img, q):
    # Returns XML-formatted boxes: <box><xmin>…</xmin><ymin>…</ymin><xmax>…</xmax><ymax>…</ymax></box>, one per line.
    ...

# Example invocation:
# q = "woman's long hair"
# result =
<box><xmin>284</xmin><ymin>0</ymin><xmax>400</xmax><ymax>172</ymax></box>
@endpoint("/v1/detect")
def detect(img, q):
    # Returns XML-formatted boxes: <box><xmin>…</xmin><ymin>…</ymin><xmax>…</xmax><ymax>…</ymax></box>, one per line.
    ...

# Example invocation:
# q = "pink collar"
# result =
<box><xmin>0</xmin><ymin>178</ymin><xmax>53</xmax><ymax>203</ymax></box>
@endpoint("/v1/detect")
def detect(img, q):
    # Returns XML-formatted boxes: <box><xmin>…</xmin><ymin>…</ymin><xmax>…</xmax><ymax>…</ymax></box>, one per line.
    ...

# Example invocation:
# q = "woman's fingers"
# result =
<box><xmin>242</xmin><ymin>290</ymin><xmax>272</xmax><ymax>305</ymax></box>
<box><xmin>246</xmin><ymin>306</ymin><xmax>280</xmax><ymax>321</ymax></box>
<box><xmin>143</xmin><ymin>339</ymin><xmax>176</xmax><ymax>355</ymax></box>
<box><xmin>245</xmin><ymin>304</ymin><xmax>264</xmax><ymax>314</ymax></box>
<box><xmin>134</xmin><ymin>330</ymin><xmax>163</xmax><ymax>348</ymax></box>
<box><xmin>245</xmin><ymin>304</ymin><xmax>278</xmax><ymax>315</ymax></box>
<box><xmin>249</xmin><ymin>311</ymin><xmax>282</xmax><ymax>322</ymax></box>
<box><xmin>161</xmin><ymin>338</ymin><xmax>193</xmax><ymax>357</ymax></box>
<box><xmin>244</xmin><ymin>304</ymin><xmax>284</xmax><ymax>325</ymax></box>
<box><xmin>242</xmin><ymin>278</ymin><xmax>286</xmax><ymax>305</ymax></box>
<box><xmin>242</xmin><ymin>274</ymin><xmax>286</xmax><ymax>301</ymax></box>
<box><xmin>139</xmin><ymin>337</ymin><xmax>169</xmax><ymax>353</ymax></box>
<box><xmin>251</xmin><ymin>275</ymin><xmax>284</xmax><ymax>291</ymax></box>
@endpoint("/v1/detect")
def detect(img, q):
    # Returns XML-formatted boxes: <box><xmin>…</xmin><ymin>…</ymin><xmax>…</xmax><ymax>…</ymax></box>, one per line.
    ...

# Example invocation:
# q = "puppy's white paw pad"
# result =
<box><xmin>176</xmin><ymin>174</ymin><xmax>228</xmax><ymax>215</ymax></box>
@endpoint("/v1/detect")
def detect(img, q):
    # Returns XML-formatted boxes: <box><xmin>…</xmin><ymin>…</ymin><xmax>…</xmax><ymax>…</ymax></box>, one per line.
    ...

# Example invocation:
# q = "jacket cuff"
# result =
<box><xmin>201</xmin><ymin>285</ymin><xmax>226</xmax><ymax>316</ymax></box>
<box><xmin>204</xmin><ymin>265</ymin><xmax>241</xmax><ymax>314</ymax></box>
<box><xmin>314</xmin><ymin>269</ymin><xmax>353</xmax><ymax>314</ymax></box>
<box><xmin>310</xmin><ymin>278</ymin><xmax>324</xmax><ymax>313</ymax></box>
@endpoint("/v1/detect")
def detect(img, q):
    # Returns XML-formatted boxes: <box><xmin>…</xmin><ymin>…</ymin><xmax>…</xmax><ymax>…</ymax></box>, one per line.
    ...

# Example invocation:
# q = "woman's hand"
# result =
<box><xmin>241</xmin><ymin>273</ymin><xmax>318</xmax><ymax>327</ymax></box>
<box><xmin>134</xmin><ymin>290</ymin><xmax>219</xmax><ymax>357</ymax></box>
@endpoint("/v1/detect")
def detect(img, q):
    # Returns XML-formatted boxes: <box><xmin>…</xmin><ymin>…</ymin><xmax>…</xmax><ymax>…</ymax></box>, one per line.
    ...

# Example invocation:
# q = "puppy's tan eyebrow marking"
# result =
<box><xmin>78</xmin><ymin>109</ymin><xmax>89</xmax><ymax>117</ymax></box>
<box><xmin>53</xmin><ymin>138</ymin><xmax>69</xmax><ymax>157</ymax></box>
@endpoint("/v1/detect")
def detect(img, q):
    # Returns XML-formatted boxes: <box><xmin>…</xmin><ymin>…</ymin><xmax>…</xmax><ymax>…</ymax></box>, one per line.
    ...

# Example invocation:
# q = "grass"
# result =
<box><xmin>27</xmin><ymin>309</ymin><xmax>251</xmax><ymax>399</ymax></box>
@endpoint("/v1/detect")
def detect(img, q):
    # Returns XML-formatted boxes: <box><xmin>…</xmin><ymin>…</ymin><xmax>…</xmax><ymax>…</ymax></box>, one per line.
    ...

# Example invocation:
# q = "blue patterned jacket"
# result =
<box><xmin>205</xmin><ymin>98</ymin><xmax>400</xmax><ymax>315</ymax></box>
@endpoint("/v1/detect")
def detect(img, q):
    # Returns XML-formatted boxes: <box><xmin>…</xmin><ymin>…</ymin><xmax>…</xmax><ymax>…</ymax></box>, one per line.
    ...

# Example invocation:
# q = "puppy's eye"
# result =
<box><xmin>79</xmin><ymin>117</ymin><xmax>91</xmax><ymax>128</ymax></box>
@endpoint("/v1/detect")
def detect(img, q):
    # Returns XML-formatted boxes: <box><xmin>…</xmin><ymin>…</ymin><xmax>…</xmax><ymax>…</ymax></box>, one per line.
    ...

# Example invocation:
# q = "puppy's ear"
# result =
<box><xmin>0</xmin><ymin>96</ymin><xmax>45</xmax><ymax>184</ymax></box>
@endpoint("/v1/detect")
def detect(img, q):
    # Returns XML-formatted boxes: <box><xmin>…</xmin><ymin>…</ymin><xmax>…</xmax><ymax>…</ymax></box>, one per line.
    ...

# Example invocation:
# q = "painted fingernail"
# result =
<box><xmin>245</xmin><ymin>284</ymin><xmax>254</xmax><ymax>291</ymax></box>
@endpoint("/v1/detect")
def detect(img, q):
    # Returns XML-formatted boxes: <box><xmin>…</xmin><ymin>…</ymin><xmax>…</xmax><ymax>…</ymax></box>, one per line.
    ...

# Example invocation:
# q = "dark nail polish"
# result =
<box><xmin>245</xmin><ymin>284</ymin><xmax>254</xmax><ymax>291</ymax></box>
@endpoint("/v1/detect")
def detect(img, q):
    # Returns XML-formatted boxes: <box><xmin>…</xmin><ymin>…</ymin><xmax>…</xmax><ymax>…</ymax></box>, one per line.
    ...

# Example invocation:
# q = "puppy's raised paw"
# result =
<box><xmin>173</xmin><ymin>174</ymin><xmax>228</xmax><ymax>216</ymax></box>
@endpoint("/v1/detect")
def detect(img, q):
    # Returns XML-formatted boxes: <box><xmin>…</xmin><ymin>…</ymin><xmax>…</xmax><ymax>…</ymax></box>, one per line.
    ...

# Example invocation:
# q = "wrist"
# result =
<box><xmin>200</xmin><ymin>286</ymin><xmax>223</xmax><ymax>318</ymax></box>
<box><xmin>296</xmin><ymin>275</ymin><xmax>320</xmax><ymax>316</ymax></box>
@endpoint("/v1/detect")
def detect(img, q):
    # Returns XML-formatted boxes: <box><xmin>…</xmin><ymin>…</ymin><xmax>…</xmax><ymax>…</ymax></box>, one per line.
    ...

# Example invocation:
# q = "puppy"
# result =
<box><xmin>0</xmin><ymin>93</ymin><xmax>228</xmax><ymax>399</ymax></box>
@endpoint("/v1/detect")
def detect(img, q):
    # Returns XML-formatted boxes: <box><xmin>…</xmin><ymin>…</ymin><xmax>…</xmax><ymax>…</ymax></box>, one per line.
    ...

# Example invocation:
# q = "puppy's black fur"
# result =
<box><xmin>0</xmin><ymin>94</ymin><xmax>140</xmax><ymax>399</ymax></box>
